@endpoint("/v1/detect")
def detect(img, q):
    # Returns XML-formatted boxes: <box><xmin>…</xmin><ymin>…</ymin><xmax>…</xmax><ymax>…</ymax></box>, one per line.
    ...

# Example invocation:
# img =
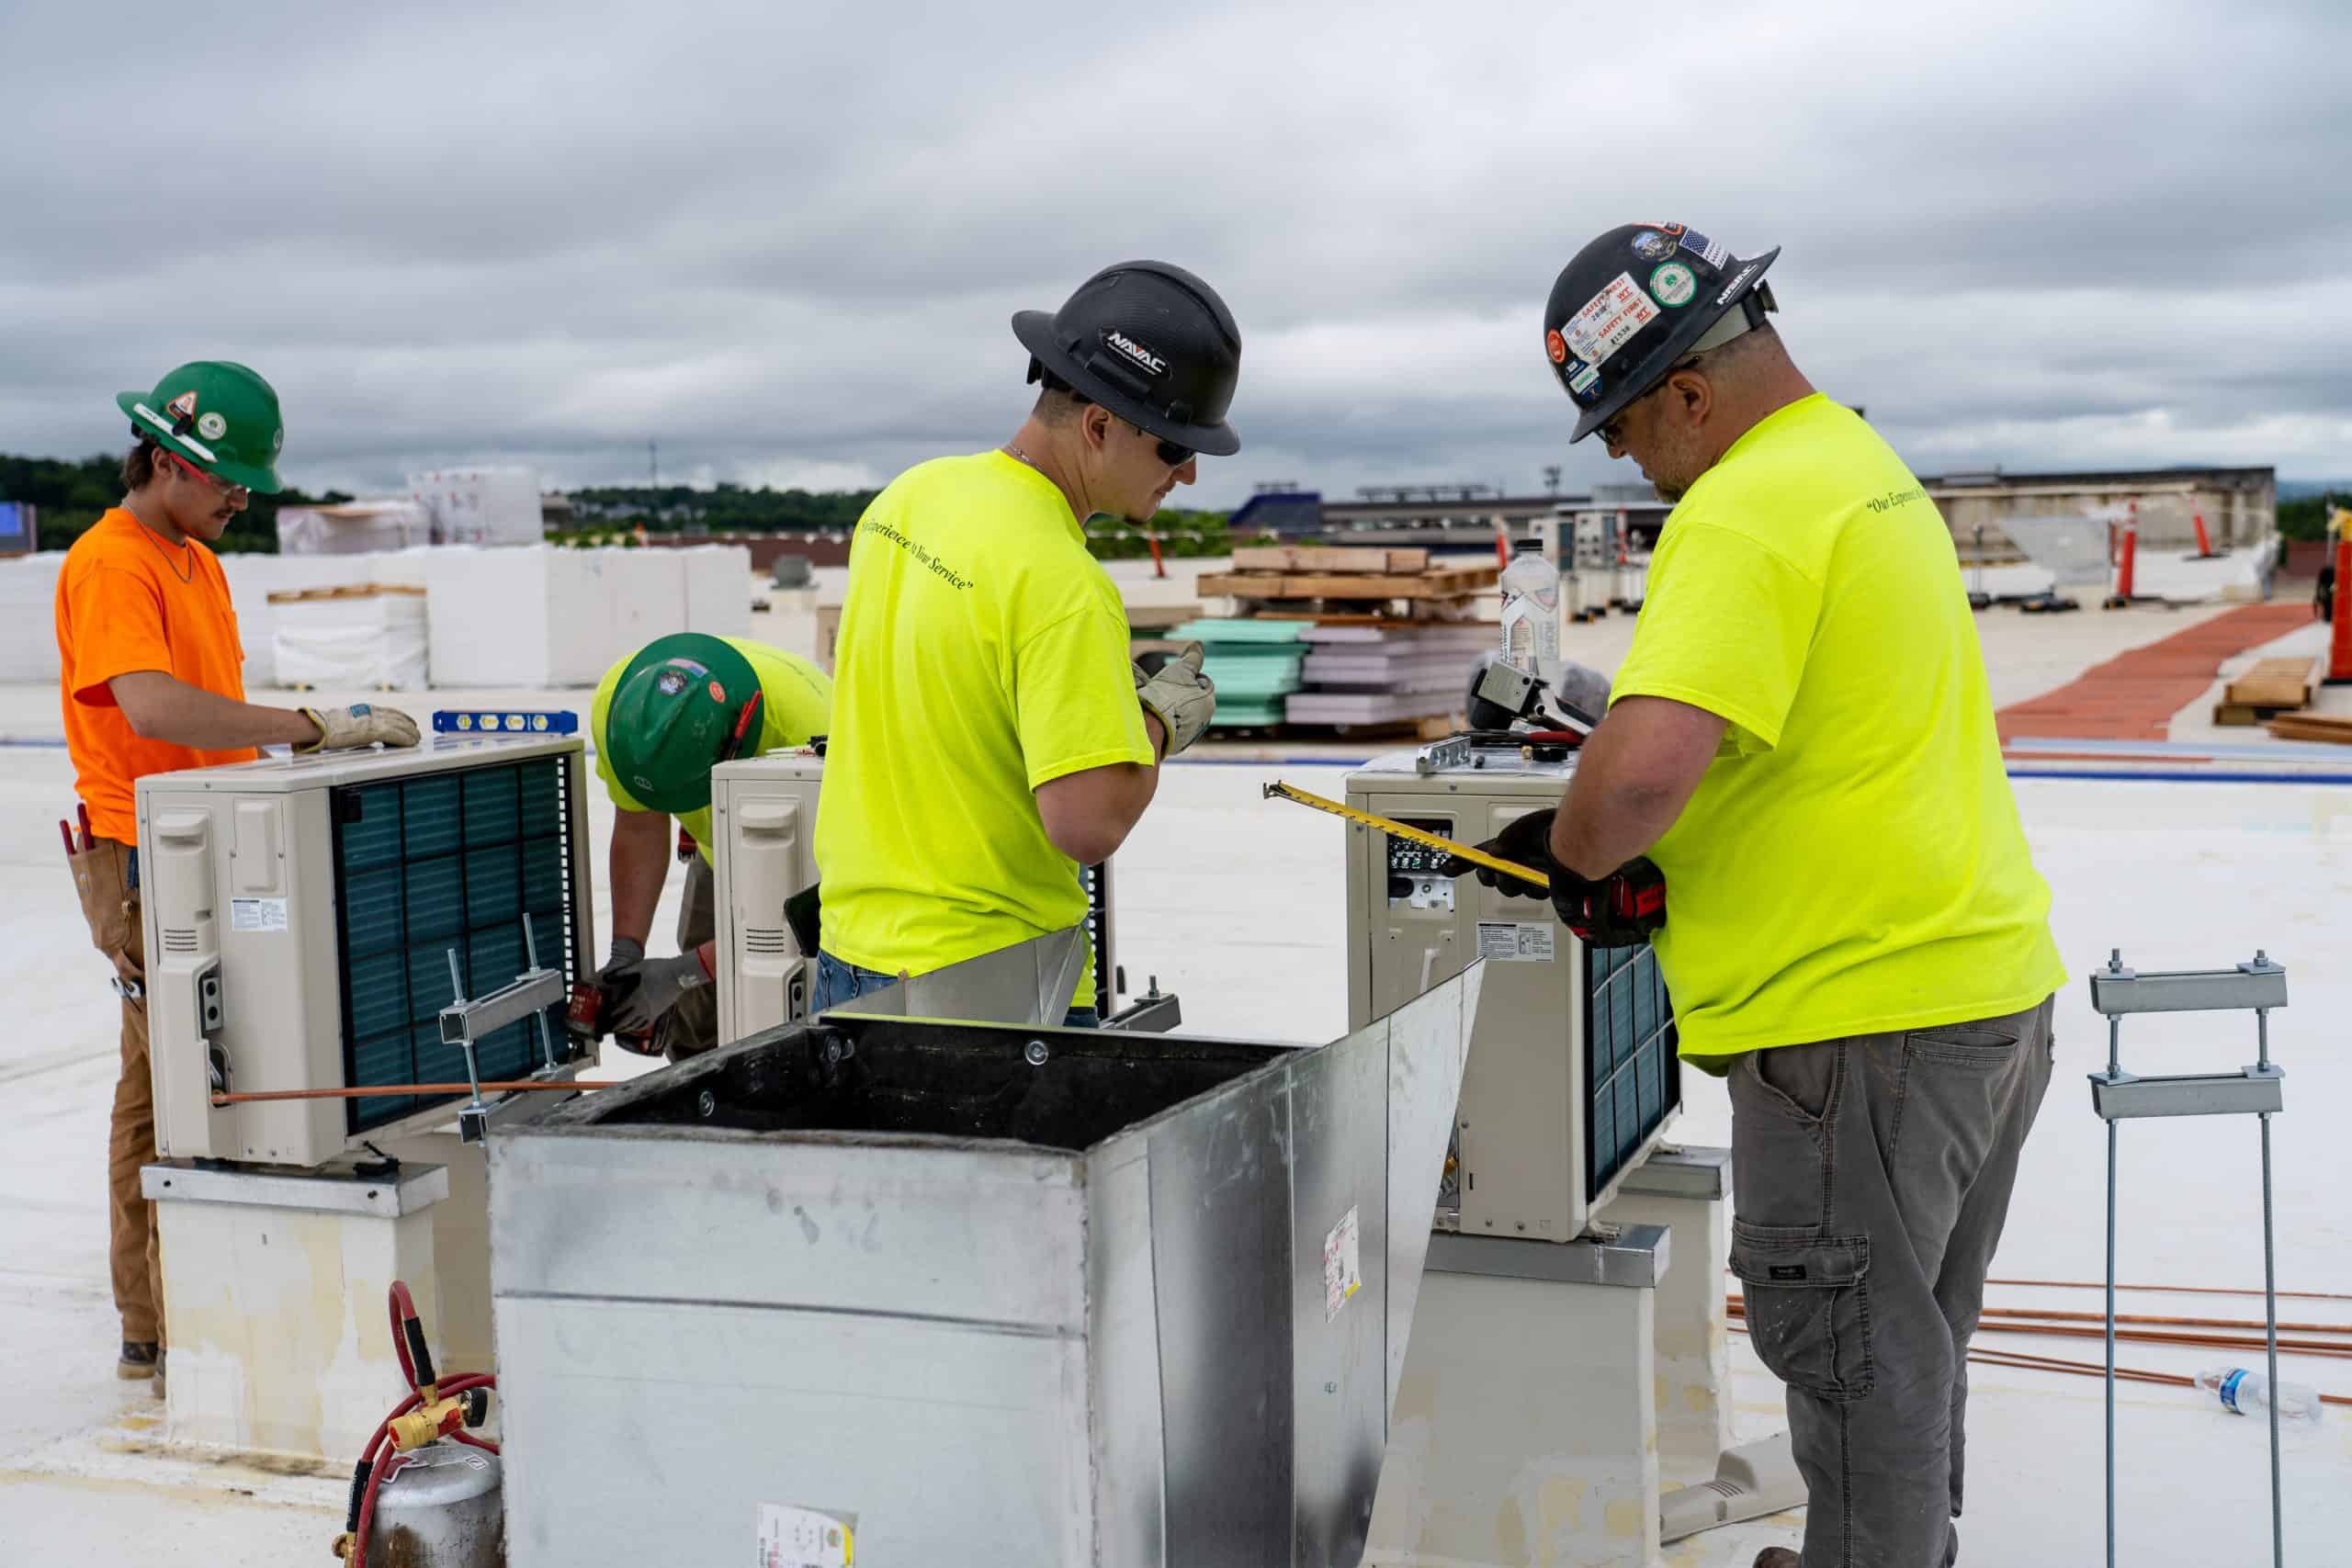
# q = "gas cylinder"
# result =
<box><xmin>370</xmin><ymin>1439</ymin><xmax>503</xmax><ymax>1566</ymax></box>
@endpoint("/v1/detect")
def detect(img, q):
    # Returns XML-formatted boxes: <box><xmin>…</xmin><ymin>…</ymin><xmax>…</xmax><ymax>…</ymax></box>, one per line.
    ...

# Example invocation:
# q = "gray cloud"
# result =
<box><xmin>3</xmin><ymin>0</ymin><xmax>2347</xmax><ymax>506</ymax></box>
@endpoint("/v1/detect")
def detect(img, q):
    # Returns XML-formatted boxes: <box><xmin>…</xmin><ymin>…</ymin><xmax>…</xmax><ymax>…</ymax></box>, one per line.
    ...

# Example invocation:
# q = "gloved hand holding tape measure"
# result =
<box><xmin>1439</xmin><ymin>807</ymin><xmax>1667</xmax><ymax>947</ymax></box>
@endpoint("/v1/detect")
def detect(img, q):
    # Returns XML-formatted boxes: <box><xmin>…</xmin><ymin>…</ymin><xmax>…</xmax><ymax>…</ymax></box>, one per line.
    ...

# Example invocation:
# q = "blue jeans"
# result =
<box><xmin>814</xmin><ymin>951</ymin><xmax>1098</xmax><ymax>1029</ymax></box>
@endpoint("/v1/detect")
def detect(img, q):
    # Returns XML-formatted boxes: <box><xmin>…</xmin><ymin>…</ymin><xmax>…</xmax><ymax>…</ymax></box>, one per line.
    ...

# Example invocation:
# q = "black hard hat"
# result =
<box><xmin>1543</xmin><ymin>224</ymin><xmax>1780</xmax><ymax>444</ymax></box>
<box><xmin>1013</xmin><ymin>260</ymin><xmax>1242</xmax><ymax>457</ymax></box>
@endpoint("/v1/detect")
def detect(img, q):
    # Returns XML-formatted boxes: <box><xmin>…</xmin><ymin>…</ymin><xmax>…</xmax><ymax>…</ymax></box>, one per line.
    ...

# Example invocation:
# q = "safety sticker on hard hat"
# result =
<box><xmin>1564</xmin><ymin>270</ymin><xmax>1658</xmax><ymax>367</ymax></box>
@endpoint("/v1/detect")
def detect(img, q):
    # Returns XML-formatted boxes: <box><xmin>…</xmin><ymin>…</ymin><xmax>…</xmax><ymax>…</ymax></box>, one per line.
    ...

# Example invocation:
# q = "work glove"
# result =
<box><xmin>605</xmin><ymin>947</ymin><xmax>710</xmax><ymax>1034</ymax></box>
<box><xmin>599</xmin><ymin>937</ymin><xmax>646</xmax><ymax>980</ymax></box>
<box><xmin>1552</xmin><ymin>858</ymin><xmax>1667</xmax><ymax>947</ymax></box>
<box><xmin>1438</xmin><ymin>807</ymin><xmax>1560</xmax><ymax>899</ymax></box>
<box><xmin>1438</xmin><ymin>809</ymin><xmax>1668</xmax><ymax>945</ymax></box>
<box><xmin>299</xmin><ymin>703</ymin><xmax>421</xmax><ymax>753</ymax></box>
<box><xmin>1136</xmin><ymin>642</ymin><xmax>1216</xmax><ymax>756</ymax></box>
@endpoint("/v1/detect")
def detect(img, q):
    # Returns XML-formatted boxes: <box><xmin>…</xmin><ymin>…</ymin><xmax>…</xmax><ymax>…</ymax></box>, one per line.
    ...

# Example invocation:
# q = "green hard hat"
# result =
<box><xmin>605</xmin><ymin>634</ymin><xmax>765</xmax><ymax>813</ymax></box>
<box><xmin>115</xmin><ymin>360</ymin><xmax>287</xmax><ymax>494</ymax></box>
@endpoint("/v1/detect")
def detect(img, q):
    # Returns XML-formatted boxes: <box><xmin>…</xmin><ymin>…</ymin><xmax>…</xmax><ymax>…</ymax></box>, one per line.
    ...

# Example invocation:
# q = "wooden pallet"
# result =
<box><xmin>2214</xmin><ymin>702</ymin><xmax>2301</xmax><ymax>727</ymax></box>
<box><xmin>2223</xmin><ymin>656</ymin><xmax>2315</xmax><ymax>711</ymax></box>
<box><xmin>1230</xmin><ymin>546</ymin><xmax>1430</xmax><ymax>574</ymax></box>
<box><xmin>2264</xmin><ymin>713</ymin><xmax>2352</xmax><ymax>746</ymax></box>
<box><xmin>264</xmin><ymin>583</ymin><xmax>425</xmax><ymax>604</ymax></box>
<box><xmin>1196</xmin><ymin>565</ymin><xmax>1499</xmax><ymax>603</ymax></box>
<box><xmin>1209</xmin><ymin>712</ymin><xmax>1461</xmax><ymax>743</ymax></box>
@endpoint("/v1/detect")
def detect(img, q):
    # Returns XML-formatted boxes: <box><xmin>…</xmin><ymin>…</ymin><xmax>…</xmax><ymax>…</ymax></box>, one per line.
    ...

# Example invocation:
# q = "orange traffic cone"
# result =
<box><xmin>2104</xmin><ymin>500</ymin><xmax>2139</xmax><ymax>609</ymax></box>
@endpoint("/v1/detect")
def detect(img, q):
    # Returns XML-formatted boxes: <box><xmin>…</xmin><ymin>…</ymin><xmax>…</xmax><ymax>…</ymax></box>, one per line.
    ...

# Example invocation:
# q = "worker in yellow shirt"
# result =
<box><xmin>812</xmin><ymin>261</ymin><xmax>1231</xmax><ymax>1023</ymax></box>
<box><xmin>586</xmin><ymin>632</ymin><xmax>831</xmax><ymax>1057</ymax></box>
<box><xmin>1455</xmin><ymin>225</ymin><xmax>2067</xmax><ymax>1568</ymax></box>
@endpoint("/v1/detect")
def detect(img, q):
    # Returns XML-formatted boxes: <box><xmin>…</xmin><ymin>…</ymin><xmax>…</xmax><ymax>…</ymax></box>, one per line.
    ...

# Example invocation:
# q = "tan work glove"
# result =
<box><xmin>299</xmin><ymin>703</ymin><xmax>422</xmax><ymax>752</ymax></box>
<box><xmin>1136</xmin><ymin>642</ymin><xmax>1216</xmax><ymax>756</ymax></box>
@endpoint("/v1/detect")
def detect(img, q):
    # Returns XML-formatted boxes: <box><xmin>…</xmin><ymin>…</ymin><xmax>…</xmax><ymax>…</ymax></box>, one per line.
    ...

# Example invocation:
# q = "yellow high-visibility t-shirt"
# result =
<box><xmin>1608</xmin><ymin>393</ymin><xmax>2066</xmax><ymax>1064</ymax></box>
<box><xmin>814</xmin><ymin>451</ymin><xmax>1153</xmax><ymax>1002</ymax></box>
<box><xmin>589</xmin><ymin>636</ymin><xmax>833</xmax><ymax>862</ymax></box>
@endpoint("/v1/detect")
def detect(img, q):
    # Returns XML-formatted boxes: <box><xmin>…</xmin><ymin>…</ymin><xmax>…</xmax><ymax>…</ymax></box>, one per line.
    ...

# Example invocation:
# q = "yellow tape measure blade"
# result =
<box><xmin>1261</xmin><ymin>781</ymin><xmax>1547</xmax><ymax>889</ymax></box>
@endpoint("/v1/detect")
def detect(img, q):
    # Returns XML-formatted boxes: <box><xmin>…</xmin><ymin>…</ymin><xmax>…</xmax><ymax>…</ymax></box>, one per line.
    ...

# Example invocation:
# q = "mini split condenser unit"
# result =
<box><xmin>137</xmin><ymin>734</ymin><xmax>597</xmax><ymax>1168</ymax></box>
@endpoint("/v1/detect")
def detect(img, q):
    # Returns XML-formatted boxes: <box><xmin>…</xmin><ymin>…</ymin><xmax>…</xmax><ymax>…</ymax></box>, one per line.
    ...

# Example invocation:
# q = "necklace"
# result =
<box><xmin>1002</xmin><ymin>442</ymin><xmax>1035</xmax><ymax>468</ymax></box>
<box><xmin>133</xmin><ymin>517</ymin><xmax>196</xmax><ymax>584</ymax></box>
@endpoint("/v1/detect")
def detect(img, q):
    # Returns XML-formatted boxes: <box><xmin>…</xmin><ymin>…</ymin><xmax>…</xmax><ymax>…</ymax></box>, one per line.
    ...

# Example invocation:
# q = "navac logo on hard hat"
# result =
<box><xmin>1104</xmin><ymin>331</ymin><xmax>1167</xmax><ymax>377</ymax></box>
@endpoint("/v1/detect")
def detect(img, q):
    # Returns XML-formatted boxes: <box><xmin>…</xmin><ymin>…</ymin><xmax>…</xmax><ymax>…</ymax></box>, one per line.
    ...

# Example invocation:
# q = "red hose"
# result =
<box><xmin>347</xmin><ymin>1280</ymin><xmax>497</xmax><ymax>1568</ymax></box>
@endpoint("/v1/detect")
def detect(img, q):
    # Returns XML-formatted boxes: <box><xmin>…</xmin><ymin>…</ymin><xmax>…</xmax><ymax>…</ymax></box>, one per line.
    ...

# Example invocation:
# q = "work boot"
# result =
<box><xmin>118</xmin><ymin>1340</ymin><xmax>159</xmax><ymax>1381</ymax></box>
<box><xmin>1752</xmin><ymin>1551</ymin><xmax>1800</xmax><ymax>1568</ymax></box>
<box><xmin>153</xmin><ymin>1348</ymin><xmax>166</xmax><ymax>1401</ymax></box>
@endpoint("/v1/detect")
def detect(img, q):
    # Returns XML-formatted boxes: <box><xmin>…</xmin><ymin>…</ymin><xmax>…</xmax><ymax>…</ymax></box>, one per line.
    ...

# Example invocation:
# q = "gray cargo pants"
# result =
<box><xmin>1728</xmin><ymin>997</ymin><xmax>2054</xmax><ymax>1568</ymax></box>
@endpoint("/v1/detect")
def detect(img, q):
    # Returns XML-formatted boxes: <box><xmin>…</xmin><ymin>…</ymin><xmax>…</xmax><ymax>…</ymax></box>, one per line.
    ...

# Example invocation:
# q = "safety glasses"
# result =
<box><xmin>1598</xmin><ymin>355</ymin><xmax>1705</xmax><ymax>449</ymax></box>
<box><xmin>1123</xmin><ymin>418</ymin><xmax>1193</xmax><ymax>468</ymax></box>
<box><xmin>167</xmin><ymin>450</ymin><xmax>249</xmax><ymax>503</ymax></box>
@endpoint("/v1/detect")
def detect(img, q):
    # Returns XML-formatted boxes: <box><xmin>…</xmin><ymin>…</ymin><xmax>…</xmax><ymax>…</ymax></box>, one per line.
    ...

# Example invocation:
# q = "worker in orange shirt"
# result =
<box><xmin>57</xmin><ymin>362</ymin><xmax>420</xmax><ymax>1388</ymax></box>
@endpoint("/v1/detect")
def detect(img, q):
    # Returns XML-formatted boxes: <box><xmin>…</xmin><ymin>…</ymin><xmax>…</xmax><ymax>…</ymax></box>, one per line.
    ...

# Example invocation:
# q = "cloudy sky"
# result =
<box><xmin>4</xmin><ymin>1</ymin><xmax>2347</xmax><ymax>507</ymax></box>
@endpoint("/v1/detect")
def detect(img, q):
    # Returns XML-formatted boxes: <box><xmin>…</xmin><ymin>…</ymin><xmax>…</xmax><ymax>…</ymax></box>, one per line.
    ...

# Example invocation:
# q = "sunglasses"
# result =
<box><xmin>167</xmin><ymin>450</ymin><xmax>250</xmax><ymax>502</ymax></box>
<box><xmin>1122</xmin><ymin>417</ymin><xmax>1194</xmax><ymax>468</ymax></box>
<box><xmin>1596</xmin><ymin>355</ymin><xmax>1707</xmax><ymax>449</ymax></box>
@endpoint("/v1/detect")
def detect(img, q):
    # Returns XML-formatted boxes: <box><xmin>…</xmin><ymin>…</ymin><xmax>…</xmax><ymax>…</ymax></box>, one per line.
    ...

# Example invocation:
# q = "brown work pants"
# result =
<box><xmin>70</xmin><ymin>837</ymin><xmax>163</xmax><ymax>1345</ymax></box>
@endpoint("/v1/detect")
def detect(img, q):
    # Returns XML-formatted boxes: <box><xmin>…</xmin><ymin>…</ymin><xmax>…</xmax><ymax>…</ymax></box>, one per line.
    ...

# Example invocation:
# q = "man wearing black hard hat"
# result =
<box><xmin>811</xmin><ymin>261</ymin><xmax>1233</xmax><ymax>1021</ymax></box>
<box><xmin>1460</xmin><ymin>228</ymin><xmax>2065</xmax><ymax>1567</ymax></box>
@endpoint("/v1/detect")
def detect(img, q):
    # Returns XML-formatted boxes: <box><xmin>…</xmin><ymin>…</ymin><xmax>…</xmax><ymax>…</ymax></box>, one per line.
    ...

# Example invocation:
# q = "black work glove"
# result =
<box><xmin>1440</xmin><ymin>810</ymin><xmax>1668</xmax><ymax>944</ymax></box>
<box><xmin>1436</xmin><ymin>808</ymin><xmax>1560</xmax><ymax>900</ymax></box>
<box><xmin>1551</xmin><ymin>857</ymin><xmax>1667</xmax><ymax>947</ymax></box>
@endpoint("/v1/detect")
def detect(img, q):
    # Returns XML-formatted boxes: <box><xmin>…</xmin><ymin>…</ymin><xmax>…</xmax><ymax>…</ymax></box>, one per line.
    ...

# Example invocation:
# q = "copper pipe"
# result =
<box><xmin>1727</xmin><ymin>1295</ymin><xmax>2352</xmax><ymax>1338</ymax></box>
<box><xmin>1728</xmin><ymin>1325</ymin><xmax>2352</xmax><ymax>1408</ymax></box>
<box><xmin>1984</xmin><ymin>1276</ymin><xmax>2352</xmax><ymax>1304</ymax></box>
<box><xmin>1728</xmin><ymin>1298</ymin><xmax>2352</xmax><ymax>1359</ymax></box>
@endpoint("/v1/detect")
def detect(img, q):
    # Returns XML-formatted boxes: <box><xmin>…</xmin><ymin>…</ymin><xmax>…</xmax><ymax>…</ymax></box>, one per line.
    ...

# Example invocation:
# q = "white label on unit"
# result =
<box><xmin>230</xmin><ymin>897</ymin><xmax>289</xmax><ymax>933</ymax></box>
<box><xmin>1324</xmin><ymin>1205</ymin><xmax>1363</xmax><ymax>1322</ymax></box>
<box><xmin>756</xmin><ymin>1502</ymin><xmax>854</xmax><ymax>1567</ymax></box>
<box><xmin>1476</xmin><ymin>921</ymin><xmax>1555</xmax><ymax>962</ymax></box>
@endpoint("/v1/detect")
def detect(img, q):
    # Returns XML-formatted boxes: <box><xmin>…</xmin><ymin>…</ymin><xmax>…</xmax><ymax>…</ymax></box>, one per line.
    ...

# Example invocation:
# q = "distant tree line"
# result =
<box><xmin>566</xmin><ymin>482</ymin><xmax>1241</xmax><ymax>560</ymax></box>
<box><xmin>568</xmin><ymin>483</ymin><xmax>879</xmax><ymax>533</ymax></box>
<box><xmin>2278</xmin><ymin>494</ymin><xmax>2346</xmax><ymax>542</ymax></box>
<box><xmin>0</xmin><ymin>451</ymin><xmax>347</xmax><ymax>554</ymax></box>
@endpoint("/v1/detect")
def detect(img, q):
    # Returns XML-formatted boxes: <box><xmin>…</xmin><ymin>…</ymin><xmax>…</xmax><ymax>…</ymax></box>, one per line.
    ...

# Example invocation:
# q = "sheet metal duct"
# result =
<box><xmin>488</xmin><ymin>964</ymin><xmax>1483</xmax><ymax>1567</ymax></box>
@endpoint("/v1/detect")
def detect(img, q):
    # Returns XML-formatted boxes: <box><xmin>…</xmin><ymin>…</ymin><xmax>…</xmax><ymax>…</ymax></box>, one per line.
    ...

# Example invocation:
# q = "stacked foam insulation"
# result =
<box><xmin>424</xmin><ymin>545</ymin><xmax>751</xmax><ymax>687</ymax></box>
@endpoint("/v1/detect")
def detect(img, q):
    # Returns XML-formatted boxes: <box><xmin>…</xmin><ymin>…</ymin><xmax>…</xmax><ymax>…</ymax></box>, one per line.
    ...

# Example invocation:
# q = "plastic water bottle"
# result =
<box><xmin>1499</xmin><ymin>539</ymin><xmax>1562</xmax><ymax>690</ymax></box>
<box><xmin>2195</xmin><ymin>1366</ymin><xmax>2324</xmax><ymax>1426</ymax></box>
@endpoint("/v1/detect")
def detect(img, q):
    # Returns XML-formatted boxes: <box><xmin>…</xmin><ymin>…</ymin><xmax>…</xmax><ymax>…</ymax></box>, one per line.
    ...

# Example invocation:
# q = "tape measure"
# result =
<box><xmin>1261</xmin><ymin>781</ymin><xmax>1548</xmax><ymax>889</ymax></box>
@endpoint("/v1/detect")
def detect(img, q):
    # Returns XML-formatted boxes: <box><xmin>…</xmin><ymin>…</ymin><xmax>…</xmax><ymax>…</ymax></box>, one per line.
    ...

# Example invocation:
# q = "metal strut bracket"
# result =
<box><xmin>436</xmin><ymin>913</ymin><xmax>568</xmax><ymax>1144</ymax></box>
<box><xmin>2092</xmin><ymin>949</ymin><xmax>2291</xmax><ymax>1568</ymax></box>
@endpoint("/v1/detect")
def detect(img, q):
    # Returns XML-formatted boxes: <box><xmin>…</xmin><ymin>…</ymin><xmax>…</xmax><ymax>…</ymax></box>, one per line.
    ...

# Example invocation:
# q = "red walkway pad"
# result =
<box><xmin>1996</xmin><ymin>601</ymin><xmax>2315</xmax><ymax>741</ymax></box>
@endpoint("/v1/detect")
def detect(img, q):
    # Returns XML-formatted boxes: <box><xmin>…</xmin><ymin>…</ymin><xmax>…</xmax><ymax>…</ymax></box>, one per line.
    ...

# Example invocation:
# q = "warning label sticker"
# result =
<box><xmin>757</xmin><ymin>1503</ymin><xmax>854</xmax><ymax>1567</ymax></box>
<box><xmin>230</xmin><ymin>897</ymin><xmax>288</xmax><ymax>933</ymax></box>
<box><xmin>1476</xmin><ymin>921</ymin><xmax>1555</xmax><ymax>963</ymax></box>
<box><xmin>1324</xmin><ymin>1206</ymin><xmax>1363</xmax><ymax>1322</ymax></box>
<box><xmin>1563</xmin><ymin>271</ymin><xmax>1658</xmax><ymax>367</ymax></box>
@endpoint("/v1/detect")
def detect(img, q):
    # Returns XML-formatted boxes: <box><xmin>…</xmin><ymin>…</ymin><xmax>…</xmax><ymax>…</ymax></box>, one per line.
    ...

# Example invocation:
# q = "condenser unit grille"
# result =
<box><xmin>331</xmin><ymin>756</ymin><xmax>578</xmax><ymax>1133</ymax></box>
<box><xmin>1584</xmin><ymin>941</ymin><xmax>1680</xmax><ymax>1199</ymax></box>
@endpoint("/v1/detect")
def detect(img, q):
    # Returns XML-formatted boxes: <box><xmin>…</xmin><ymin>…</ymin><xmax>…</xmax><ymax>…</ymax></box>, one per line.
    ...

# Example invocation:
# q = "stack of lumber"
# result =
<box><xmin>1283</xmin><ymin>622</ymin><xmax>1489</xmax><ymax>730</ymax></box>
<box><xmin>2264</xmin><ymin>712</ymin><xmax>2352</xmax><ymax>745</ymax></box>
<box><xmin>2213</xmin><ymin>657</ymin><xmax>2315</xmax><ymax>726</ymax></box>
<box><xmin>1197</xmin><ymin>547</ymin><xmax>1497</xmax><ymax>620</ymax></box>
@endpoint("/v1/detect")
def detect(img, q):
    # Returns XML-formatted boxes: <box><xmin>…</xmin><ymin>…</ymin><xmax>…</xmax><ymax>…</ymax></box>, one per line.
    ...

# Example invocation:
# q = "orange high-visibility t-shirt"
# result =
<box><xmin>55</xmin><ymin>508</ymin><xmax>258</xmax><ymax>844</ymax></box>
